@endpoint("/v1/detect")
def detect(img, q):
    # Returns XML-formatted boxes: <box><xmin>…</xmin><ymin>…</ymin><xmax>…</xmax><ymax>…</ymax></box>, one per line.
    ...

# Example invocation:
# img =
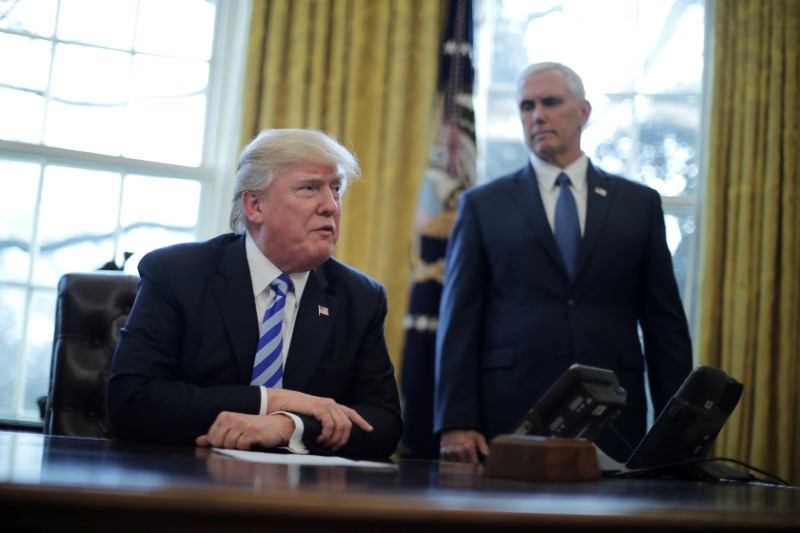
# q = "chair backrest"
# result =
<box><xmin>44</xmin><ymin>271</ymin><xmax>139</xmax><ymax>438</ymax></box>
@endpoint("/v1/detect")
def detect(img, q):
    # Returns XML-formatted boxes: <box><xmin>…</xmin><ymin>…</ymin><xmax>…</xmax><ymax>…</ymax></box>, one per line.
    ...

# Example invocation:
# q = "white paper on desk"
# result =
<box><xmin>213</xmin><ymin>448</ymin><xmax>396</xmax><ymax>469</ymax></box>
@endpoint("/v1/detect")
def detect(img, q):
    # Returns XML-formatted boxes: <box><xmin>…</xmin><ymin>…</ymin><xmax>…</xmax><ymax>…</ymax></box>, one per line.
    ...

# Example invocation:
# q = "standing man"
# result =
<box><xmin>109</xmin><ymin>128</ymin><xmax>402</xmax><ymax>459</ymax></box>
<box><xmin>434</xmin><ymin>62</ymin><xmax>692</xmax><ymax>463</ymax></box>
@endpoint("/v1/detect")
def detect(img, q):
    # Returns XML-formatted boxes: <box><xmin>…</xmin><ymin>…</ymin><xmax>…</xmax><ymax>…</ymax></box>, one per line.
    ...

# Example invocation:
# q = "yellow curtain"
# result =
<box><xmin>240</xmin><ymin>0</ymin><xmax>445</xmax><ymax>372</ymax></box>
<box><xmin>699</xmin><ymin>0</ymin><xmax>799</xmax><ymax>484</ymax></box>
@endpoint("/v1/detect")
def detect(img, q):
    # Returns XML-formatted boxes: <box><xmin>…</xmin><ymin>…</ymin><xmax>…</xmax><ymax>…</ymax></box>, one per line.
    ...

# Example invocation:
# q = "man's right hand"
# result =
<box><xmin>266</xmin><ymin>389</ymin><xmax>373</xmax><ymax>450</ymax></box>
<box><xmin>195</xmin><ymin>411</ymin><xmax>294</xmax><ymax>450</ymax></box>
<box><xmin>440</xmin><ymin>429</ymin><xmax>490</xmax><ymax>464</ymax></box>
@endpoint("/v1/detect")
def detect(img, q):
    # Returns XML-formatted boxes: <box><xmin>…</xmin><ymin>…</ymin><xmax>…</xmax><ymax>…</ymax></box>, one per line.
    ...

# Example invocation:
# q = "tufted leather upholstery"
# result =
<box><xmin>44</xmin><ymin>272</ymin><xmax>139</xmax><ymax>438</ymax></box>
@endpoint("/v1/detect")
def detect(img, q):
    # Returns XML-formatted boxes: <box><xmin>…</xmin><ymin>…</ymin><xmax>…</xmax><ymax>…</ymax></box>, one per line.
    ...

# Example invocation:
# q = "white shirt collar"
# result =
<box><xmin>244</xmin><ymin>231</ymin><xmax>309</xmax><ymax>304</ymax></box>
<box><xmin>529</xmin><ymin>152</ymin><xmax>589</xmax><ymax>192</ymax></box>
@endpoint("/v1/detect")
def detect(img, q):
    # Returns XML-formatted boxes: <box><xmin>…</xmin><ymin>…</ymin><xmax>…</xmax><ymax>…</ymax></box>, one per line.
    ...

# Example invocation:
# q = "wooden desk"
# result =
<box><xmin>1</xmin><ymin>431</ymin><xmax>798</xmax><ymax>532</ymax></box>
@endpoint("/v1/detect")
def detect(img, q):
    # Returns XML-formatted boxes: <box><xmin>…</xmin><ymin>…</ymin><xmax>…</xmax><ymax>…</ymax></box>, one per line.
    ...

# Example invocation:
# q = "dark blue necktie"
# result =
<box><xmin>554</xmin><ymin>173</ymin><xmax>581</xmax><ymax>278</ymax></box>
<box><xmin>251</xmin><ymin>274</ymin><xmax>293</xmax><ymax>388</ymax></box>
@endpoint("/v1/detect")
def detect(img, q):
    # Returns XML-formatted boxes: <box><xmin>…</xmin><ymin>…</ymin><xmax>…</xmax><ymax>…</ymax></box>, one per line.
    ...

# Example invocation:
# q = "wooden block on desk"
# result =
<box><xmin>483</xmin><ymin>435</ymin><xmax>599</xmax><ymax>482</ymax></box>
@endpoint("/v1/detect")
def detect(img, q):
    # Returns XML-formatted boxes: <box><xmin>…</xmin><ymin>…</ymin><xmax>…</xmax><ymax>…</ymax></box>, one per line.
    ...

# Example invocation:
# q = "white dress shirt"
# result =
<box><xmin>529</xmin><ymin>152</ymin><xmax>589</xmax><ymax>236</ymax></box>
<box><xmin>245</xmin><ymin>231</ymin><xmax>309</xmax><ymax>453</ymax></box>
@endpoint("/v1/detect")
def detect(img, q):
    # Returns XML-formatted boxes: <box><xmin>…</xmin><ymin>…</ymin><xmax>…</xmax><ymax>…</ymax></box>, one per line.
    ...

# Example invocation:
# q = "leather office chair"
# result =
<box><xmin>44</xmin><ymin>271</ymin><xmax>139</xmax><ymax>438</ymax></box>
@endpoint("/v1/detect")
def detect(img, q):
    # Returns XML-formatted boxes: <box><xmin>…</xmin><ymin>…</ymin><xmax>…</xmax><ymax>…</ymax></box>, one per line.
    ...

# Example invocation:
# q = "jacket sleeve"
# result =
<box><xmin>293</xmin><ymin>283</ymin><xmax>403</xmax><ymax>459</ymax></box>
<box><xmin>638</xmin><ymin>189</ymin><xmax>694</xmax><ymax>413</ymax></box>
<box><xmin>108</xmin><ymin>250</ymin><xmax>261</xmax><ymax>444</ymax></box>
<box><xmin>434</xmin><ymin>193</ymin><xmax>488</xmax><ymax>434</ymax></box>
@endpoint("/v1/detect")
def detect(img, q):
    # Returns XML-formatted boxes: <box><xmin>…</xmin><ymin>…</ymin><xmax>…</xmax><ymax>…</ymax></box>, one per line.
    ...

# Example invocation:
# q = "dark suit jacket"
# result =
<box><xmin>434</xmin><ymin>162</ymin><xmax>692</xmax><ymax>461</ymax></box>
<box><xmin>108</xmin><ymin>233</ymin><xmax>402</xmax><ymax>459</ymax></box>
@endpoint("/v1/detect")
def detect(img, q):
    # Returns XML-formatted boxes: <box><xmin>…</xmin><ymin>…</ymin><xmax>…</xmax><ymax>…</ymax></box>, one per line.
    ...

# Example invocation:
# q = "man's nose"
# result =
<box><xmin>522</xmin><ymin>106</ymin><xmax>544</xmax><ymax>125</ymax></box>
<box><xmin>319</xmin><ymin>188</ymin><xmax>340</xmax><ymax>214</ymax></box>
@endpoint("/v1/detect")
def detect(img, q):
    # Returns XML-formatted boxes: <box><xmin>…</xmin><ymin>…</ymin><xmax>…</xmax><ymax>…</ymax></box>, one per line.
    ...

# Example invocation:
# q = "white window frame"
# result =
<box><xmin>472</xmin><ymin>0</ymin><xmax>709</xmax><ymax>337</ymax></box>
<box><xmin>0</xmin><ymin>0</ymin><xmax>251</xmax><ymax>424</ymax></box>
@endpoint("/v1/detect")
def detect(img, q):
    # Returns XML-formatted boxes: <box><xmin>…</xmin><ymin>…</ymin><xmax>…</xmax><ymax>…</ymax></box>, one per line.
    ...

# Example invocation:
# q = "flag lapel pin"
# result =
<box><xmin>318</xmin><ymin>305</ymin><xmax>329</xmax><ymax>317</ymax></box>
<box><xmin>594</xmin><ymin>186</ymin><xmax>607</xmax><ymax>197</ymax></box>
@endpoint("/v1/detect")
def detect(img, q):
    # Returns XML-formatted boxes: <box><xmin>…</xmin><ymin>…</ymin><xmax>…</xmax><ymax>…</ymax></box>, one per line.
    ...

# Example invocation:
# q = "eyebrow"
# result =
<box><xmin>293</xmin><ymin>175</ymin><xmax>343</xmax><ymax>187</ymax></box>
<box><xmin>519</xmin><ymin>95</ymin><xmax>566</xmax><ymax>109</ymax></box>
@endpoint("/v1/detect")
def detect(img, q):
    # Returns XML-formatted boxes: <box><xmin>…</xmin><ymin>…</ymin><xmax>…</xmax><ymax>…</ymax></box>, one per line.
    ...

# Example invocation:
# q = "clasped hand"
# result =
<box><xmin>195</xmin><ymin>389</ymin><xmax>373</xmax><ymax>451</ymax></box>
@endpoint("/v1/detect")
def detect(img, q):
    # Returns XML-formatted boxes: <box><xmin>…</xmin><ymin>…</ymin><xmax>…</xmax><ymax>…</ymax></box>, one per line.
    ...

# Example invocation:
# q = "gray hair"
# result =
<box><xmin>517</xmin><ymin>62</ymin><xmax>586</xmax><ymax>102</ymax></box>
<box><xmin>229</xmin><ymin>128</ymin><xmax>361</xmax><ymax>234</ymax></box>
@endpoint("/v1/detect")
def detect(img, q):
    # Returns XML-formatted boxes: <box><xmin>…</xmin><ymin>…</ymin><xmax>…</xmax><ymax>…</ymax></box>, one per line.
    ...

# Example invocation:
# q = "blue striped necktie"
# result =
<box><xmin>554</xmin><ymin>172</ymin><xmax>581</xmax><ymax>278</ymax></box>
<box><xmin>251</xmin><ymin>274</ymin><xmax>293</xmax><ymax>388</ymax></box>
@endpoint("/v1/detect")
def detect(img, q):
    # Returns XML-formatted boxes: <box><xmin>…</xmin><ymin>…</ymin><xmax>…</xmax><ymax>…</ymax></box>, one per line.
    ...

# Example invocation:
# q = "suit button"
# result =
<box><xmin>567</xmin><ymin>299</ymin><xmax>577</xmax><ymax>307</ymax></box>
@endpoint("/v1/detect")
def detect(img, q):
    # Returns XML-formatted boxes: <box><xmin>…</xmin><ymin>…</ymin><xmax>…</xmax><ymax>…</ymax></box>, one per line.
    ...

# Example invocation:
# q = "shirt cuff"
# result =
<box><xmin>258</xmin><ymin>386</ymin><xmax>268</xmax><ymax>415</ymax></box>
<box><xmin>273</xmin><ymin>411</ymin><xmax>308</xmax><ymax>454</ymax></box>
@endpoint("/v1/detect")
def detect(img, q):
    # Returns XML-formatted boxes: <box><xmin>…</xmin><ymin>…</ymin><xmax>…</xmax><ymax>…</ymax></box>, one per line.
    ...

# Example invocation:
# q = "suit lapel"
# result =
<box><xmin>213</xmin><ymin>235</ymin><xmax>259</xmax><ymax>383</ymax></box>
<box><xmin>508</xmin><ymin>164</ymin><xmax>568</xmax><ymax>275</ymax></box>
<box><xmin>576</xmin><ymin>162</ymin><xmax>615</xmax><ymax>277</ymax></box>
<box><xmin>283</xmin><ymin>263</ymin><xmax>338</xmax><ymax>390</ymax></box>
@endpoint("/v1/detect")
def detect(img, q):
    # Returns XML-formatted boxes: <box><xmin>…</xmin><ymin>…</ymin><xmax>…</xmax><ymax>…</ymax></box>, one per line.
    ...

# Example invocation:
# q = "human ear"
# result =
<box><xmin>242</xmin><ymin>191</ymin><xmax>264</xmax><ymax>224</ymax></box>
<box><xmin>580</xmin><ymin>100</ymin><xmax>592</xmax><ymax>127</ymax></box>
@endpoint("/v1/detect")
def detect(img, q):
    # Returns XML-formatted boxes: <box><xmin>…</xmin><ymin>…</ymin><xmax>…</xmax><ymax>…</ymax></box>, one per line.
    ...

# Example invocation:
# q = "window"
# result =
<box><xmin>473</xmin><ymin>0</ymin><xmax>706</xmax><ymax>315</ymax></box>
<box><xmin>0</xmin><ymin>0</ymin><xmax>250</xmax><ymax>423</ymax></box>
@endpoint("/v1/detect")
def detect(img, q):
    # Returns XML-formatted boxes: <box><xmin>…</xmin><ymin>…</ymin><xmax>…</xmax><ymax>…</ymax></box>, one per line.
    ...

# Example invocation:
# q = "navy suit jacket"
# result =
<box><xmin>434</xmin><ymin>162</ymin><xmax>692</xmax><ymax>461</ymax></box>
<box><xmin>108</xmin><ymin>233</ymin><xmax>402</xmax><ymax>459</ymax></box>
